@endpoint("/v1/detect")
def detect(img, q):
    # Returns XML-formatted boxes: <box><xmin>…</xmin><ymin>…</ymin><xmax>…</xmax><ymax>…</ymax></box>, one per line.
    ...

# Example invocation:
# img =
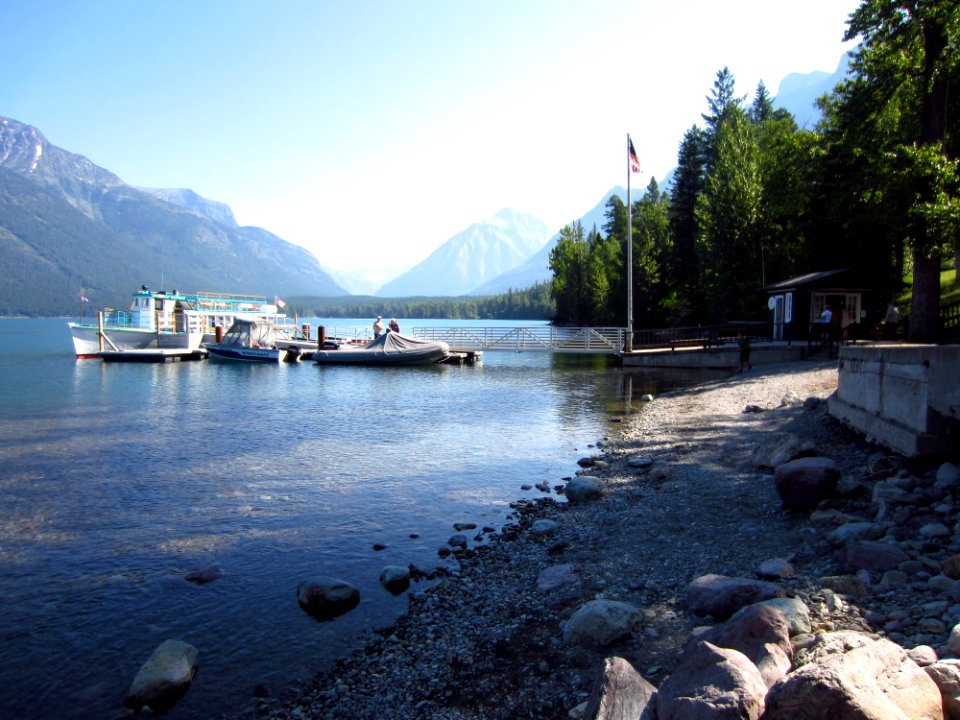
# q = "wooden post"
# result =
<box><xmin>318</xmin><ymin>325</ymin><xmax>326</xmax><ymax>348</ymax></box>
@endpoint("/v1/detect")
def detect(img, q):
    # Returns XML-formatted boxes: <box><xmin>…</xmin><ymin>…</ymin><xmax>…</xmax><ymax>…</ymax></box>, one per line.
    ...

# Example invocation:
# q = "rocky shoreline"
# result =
<box><xmin>248</xmin><ymin>358</ymin><xmax>960</xmax><ymax>720</ymax></box>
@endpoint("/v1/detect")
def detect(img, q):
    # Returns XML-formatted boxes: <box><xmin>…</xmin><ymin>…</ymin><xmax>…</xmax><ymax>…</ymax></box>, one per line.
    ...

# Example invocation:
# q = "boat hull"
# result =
<box><xmin>68</xmin><ymin>323</ymin><xmax>203</xmax><ymax>358</ymax></box>
<box><xmin>205</xmin><ymin>345</ymin><xmax>286</xmax><ymax>363</ymax></box>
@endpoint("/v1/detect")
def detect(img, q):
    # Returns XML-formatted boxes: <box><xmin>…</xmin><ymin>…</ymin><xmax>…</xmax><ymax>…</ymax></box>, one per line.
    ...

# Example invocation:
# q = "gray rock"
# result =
<box><xmin>820</xmin><ymin>574</ymin><xmax>870</xmax><ymax>597</ymax></box>
<box><xmin>530</xmin><ymin>519</ymin><xmax>559</xmax><ymax>536</ymax></box>
<box><xmin>184</xmin><ymin>563</ymin><xmax>223</xmax><ymax>585</ymax></box>
<box><xmin>752</xmin><ymin>433</ymin><xmax>815</xmax><ymax>470</ymax></box>
<box><xmin>296</xmin><ymin>577</ymin><xmax>361</xmax><ymax>621</ymax></box>
<box><xmin>757</xmin><ymin>557</ymin><xmax>796</xmax><ymax>580</ymax></box>
<box><xmin>564</xmin><ymin>599</ymin><xmax>642</xmax><ymax>648</ymax></box>
<box><xmin>920</xmin><ymin>522</ymin><xmax>951</xmax><ymax>539</ymax></box>
<box><xmin>764</xmin><ymin>631</ymin><xmax>942</xmax><ymax>720</ymax></box>
<box><xmin>682</xmin><ymin>574</ymin><xmax>785</xmax><ymax>620</ymax></box>
<box><xmin>657</xmin><ymin>640</ymin><xmax>767</xmax><ymax>720</ymax></box>
<box><xmin>582</xmin><ymin>656</ymin><xmax>657</xmax><ymax>720</ymax></box>
<box><xmin>448</xmin><ymin>533</ymin><xmax>468</xmax><ymax>548</ymax></box>
<box><xmin>537</xmin><ymin>564</ymin><xmax>577</xmax><ymax>593</ymax></box>
<box><xmin>125</xmin><ymin>639</ymin><xmax>198</xmax><ymax>712</ymax></box>
<box><xmin>840</xmin><ymin>540</ymin><xmax>910</xmax><ymax>574</ymax></box>
<box><xmin>379</xmin><ymin>565</ymin><xmax>411</xmax><ymax>594</ymax></box>
<box><xmin>453</xmin><ymin>522</ymin><xmax>477</xmax><ymax>531</ymax></box>
<box><xmin>774</xmin><ymin>456</ymin><xmax>839</xmax><ymax>509</ymax></box>
<box><xmin>566</xmin><ymin>476</ymin><xmax>605</xmax><ymax>503</ymax></box>
<box><xmin>627</xmin><ymin>457</ymin><xmax>654</xmax><ymax>469</ymax></box>
<box><xmin>937</xmin><ymin>462</ymin><xmax>960</xmax><ymax>486</ymax></box>
<box><xmin>780</xmin><ymin>390</ymin><xmax>803</xmax><ymax>407</ymax></box>
<box><xmin>828</xmin><ymin>522</ymin><xmax>881</xmax><ymax>546</ymax></box>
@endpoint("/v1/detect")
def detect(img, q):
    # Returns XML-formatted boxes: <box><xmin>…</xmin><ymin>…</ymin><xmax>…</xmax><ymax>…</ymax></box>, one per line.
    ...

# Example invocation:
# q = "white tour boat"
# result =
<box><xmin>68</xmin><ymin>286</ymin><xmax>290</xmax><ymax>358</ymax></box>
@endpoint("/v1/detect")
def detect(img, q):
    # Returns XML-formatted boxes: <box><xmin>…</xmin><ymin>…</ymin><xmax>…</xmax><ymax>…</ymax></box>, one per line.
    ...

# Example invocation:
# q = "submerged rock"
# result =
<box><xmin>125</xmin><ymin>639</ymin><xmax>198</xmax><ymax>712</ymax></box>
<box><xmin>296</xmin><ymin>577</ymin><xmax>360</xmax><ymax>621</ymax></box>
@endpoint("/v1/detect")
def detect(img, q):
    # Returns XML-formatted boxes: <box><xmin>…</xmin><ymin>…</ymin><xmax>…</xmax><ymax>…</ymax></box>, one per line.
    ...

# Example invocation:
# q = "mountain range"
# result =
<box><xmin>0</xmin><ymin>117</ymin><xmax>346</xmax><ymax>315</ymax></box>
<box><xmin>0</xmin><ymin>57</ymin><xmax>848</xmax><ymax>314</ymax></box>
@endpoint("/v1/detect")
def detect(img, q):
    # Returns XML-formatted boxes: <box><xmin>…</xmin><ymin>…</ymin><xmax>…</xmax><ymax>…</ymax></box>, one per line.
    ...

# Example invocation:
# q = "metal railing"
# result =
<box><xmin>412</xmin><ymin>326</ymin><xmax>626</xmax><ymax>354</ymax></box>
<box><xmin>630</xmin><ymin>322</ymin><xmax>771</xmax><ymax>350</ymax></box>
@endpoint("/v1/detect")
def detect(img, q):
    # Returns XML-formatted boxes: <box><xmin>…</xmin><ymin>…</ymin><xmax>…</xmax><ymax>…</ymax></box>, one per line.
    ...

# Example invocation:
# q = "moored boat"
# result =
<box><xmin>313</xmin><ymin>331</ymin><xmax>450</xmax><ymax>366</ymax></box>
<box><xmin>204</xmin><ymin>319</ymin><xmax>292</xmax><ymax>363</ymax></box>
<box><xmin>68</xmin><ymin>286</ymin><xmax>290</xmax><ymax>358</ymax></box>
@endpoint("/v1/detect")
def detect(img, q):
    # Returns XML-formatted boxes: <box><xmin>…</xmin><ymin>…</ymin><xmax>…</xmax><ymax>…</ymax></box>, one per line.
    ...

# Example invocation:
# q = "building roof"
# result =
<box><xmin>763</xmin><ymin>268</ymin><xmax>856</xmax><ymax>292</ymax></box>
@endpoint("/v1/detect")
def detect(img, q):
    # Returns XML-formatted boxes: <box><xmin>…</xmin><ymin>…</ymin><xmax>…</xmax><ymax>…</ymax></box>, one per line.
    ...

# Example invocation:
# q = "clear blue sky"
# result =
<box><xmin>2</xmin><ymin>0</ymin><xmax>860</xmax><ymax>281</ymax></box>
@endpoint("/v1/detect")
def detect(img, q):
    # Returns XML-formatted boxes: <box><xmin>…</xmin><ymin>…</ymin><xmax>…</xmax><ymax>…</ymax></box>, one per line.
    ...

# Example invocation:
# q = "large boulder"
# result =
<box><xmin>753</xmin><ymin>433</ymin><xmax>815</xmax><ymax>469</ymax></box>
<box><xmin>774</xmin><ymin>456</ymin><xmax>840</xmax><ymax>509</ymax></box>
<box><xmin>840</xmin><ymin>540</ymin><xmax>911</xmax><ymax>574</ymax></box>
<box><xmin>764</xmin><ymin>631</ymin><xmax>943</xmax><ymax>719</ymax></box>
<box><xmin>563</xmin><ymin>599</ymin><xmax>642</xmax><ymax>648</ymax></box>
<box><xmin>566</xmin><ymin>476</ymin><xmax>605</xmax><ymax>503</ymax></box>
<box><xmin>296</xmin><ymin>577</ymin><xmax>360</xmax><ymax>621</ymax></box>
<box><xmin>656</xmin><ymin>640</ymin><xmax>767</xmax><ymax>720</ymax></box>
<box><xmin>583</xmin><ymin>656</ymin><xmax>657</xmax><ymax>720</ymax></box>
<box><xmin>125</xmin><ymin>639</ymin><xmax>198</xmax><ymax>712</ymax></box>
<box><xmin>693</xmin><ymin>604</ymin><xmax>793</xmax><ymax>688</ymax></box>
<box><xmin>682</xmin><ymin>574</ymin><xmax>785</xmax><ymax>620</ymax></box>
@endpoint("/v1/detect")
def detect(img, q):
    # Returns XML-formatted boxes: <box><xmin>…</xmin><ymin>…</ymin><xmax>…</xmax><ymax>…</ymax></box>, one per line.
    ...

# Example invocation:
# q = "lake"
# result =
<box><xmin>0</xmin><ymin>317</ymin><xmax>723</xmax><ymax>719</ymax></box>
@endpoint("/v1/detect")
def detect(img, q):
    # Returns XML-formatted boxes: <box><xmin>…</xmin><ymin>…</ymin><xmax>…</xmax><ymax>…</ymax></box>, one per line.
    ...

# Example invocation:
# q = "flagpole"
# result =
<box><xmin>625</xmin><ymin>134</ymin><xmax>633</xmax><ymax>352</ymax></box>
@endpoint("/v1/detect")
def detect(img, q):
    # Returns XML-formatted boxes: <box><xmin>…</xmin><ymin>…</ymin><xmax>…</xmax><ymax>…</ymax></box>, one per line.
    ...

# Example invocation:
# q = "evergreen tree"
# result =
<box><xmin>666</xmin><ymin>126</ymin><xmax>708</xmax><ymax>322</ymax></box>
<box><xmin>696</xmin><ymin>107</ymin><xmax>764</xmax><ymax>322</ymax></box>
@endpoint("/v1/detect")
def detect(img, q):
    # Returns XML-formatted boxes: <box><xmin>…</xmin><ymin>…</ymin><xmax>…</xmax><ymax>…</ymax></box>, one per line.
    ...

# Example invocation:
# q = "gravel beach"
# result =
<box><xmin>252</xmin><ymin>358</ymin><xmax>955</xmax><ymax>720</ymax></box>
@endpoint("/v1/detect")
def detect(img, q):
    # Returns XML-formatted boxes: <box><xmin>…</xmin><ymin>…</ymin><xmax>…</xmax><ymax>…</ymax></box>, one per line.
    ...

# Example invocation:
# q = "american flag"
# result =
<box><xmin>80</xmin><ymin>293</ymin><xmax>89</xmax><ymax>303</ymax></box>
<box><xmin>628</xmin><ymin>138</ymin><xmax>641</xmax><ymax>173</ymax></box>
<box><xmin>274</xmin><ymin>295</ymin><xmax>287</xmax><ymax>308</ymax></box>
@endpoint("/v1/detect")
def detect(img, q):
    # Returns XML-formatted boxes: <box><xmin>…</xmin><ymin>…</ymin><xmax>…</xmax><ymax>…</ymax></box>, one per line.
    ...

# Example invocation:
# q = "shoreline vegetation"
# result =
<box><xmin>244</xmin><ymin>359</ymin><xmax>959</xmax><ymax>720</ymax></box>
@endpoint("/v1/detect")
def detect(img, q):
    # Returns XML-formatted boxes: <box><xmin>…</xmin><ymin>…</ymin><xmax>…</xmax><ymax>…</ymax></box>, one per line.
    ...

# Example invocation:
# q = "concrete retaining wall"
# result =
<box><xmin>621</xmin><ymin>343</ymin><xmax>806</xmax><ymax>370</ymax></box>
<box><xmin>828</xmin><ymin>344</ymin><xmax>960</xmax><ymax>456</ymax></box>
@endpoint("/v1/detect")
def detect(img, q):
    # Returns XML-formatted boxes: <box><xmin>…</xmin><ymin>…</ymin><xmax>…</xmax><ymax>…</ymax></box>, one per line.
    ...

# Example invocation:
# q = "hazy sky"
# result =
<box><xmin>3</xmin><ymin>1</ymin><xmax>861</xmax><ymax>279</ymax></box>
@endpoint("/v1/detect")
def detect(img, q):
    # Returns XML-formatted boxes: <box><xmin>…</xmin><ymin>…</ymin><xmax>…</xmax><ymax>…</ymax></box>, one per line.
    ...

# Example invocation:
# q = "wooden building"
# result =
<box><xmin>763</xmin><ymin>268</ymin><xmax>886</xmax><ymax>342</ymax></box>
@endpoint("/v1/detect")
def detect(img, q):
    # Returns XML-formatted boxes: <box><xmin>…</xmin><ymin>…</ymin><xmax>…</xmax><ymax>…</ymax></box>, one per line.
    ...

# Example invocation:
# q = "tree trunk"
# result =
<box><xmin>910</xmin><ymin>254</ymin><xmax>941</xmax><ymax>341</ymax></box>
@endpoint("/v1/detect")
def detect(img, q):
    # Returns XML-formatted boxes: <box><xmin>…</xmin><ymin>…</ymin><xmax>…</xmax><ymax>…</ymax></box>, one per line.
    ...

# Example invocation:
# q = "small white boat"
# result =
<box><xmin>205</xmin><ymin>319</ymin><xmax>292</xmax><ymax>363</ymax></box>
<box><xmin>68</xmin><ymin>286</ymin><xmax>291</xmax><ymax>358</ymax></box>
<box><xmin>313</xmin><ymin>331</ymin><xmax>450</xmax><ymax>366</ymax></box>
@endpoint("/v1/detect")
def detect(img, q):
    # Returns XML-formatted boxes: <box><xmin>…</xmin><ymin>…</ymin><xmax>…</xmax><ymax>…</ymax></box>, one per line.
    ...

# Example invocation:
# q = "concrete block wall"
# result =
<box><xmin>829</xmin><ymin>344</ymin><xmax>960</xmax><ymax>456</ymax></box>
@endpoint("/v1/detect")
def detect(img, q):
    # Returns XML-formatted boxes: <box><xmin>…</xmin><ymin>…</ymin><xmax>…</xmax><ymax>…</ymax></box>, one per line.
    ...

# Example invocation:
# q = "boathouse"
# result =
<box><xmin>763</xmin><ymin>268</ymin><xmax>885</xmax><ymax>342</ymax></box>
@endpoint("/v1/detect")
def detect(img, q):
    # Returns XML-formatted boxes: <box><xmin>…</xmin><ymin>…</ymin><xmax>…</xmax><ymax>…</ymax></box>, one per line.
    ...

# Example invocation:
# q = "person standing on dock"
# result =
<box><xmin>373</xmin><ymin>315</ymin><xmax>384</xmax><ymax>338</ymax></box>
<box><xmin>388</xmin><ymin>318</ymin><xmax>400</xmax><ymax>333</ymax></box>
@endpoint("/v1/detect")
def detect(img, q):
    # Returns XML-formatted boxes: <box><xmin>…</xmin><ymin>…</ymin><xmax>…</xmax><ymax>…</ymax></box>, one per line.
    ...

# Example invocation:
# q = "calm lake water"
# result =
<box><xmin>0</xmin><ymin>317</ymin><xmax>724</xmax><ymax>719</ymax></box>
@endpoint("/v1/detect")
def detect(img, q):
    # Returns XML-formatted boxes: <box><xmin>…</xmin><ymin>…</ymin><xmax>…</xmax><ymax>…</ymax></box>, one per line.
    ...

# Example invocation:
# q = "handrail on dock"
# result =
<box><xmin>412</xmin><ymin>326</ymin><xmax>625</xmax><ymax>354</ymax></box>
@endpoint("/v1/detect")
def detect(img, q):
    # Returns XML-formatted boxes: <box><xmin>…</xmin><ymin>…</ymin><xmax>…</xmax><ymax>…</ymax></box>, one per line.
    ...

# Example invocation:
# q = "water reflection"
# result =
<box><xmin>0</xmin><ymin>319</ymin><xmax>729</xmax><ymax>720</ymax></box>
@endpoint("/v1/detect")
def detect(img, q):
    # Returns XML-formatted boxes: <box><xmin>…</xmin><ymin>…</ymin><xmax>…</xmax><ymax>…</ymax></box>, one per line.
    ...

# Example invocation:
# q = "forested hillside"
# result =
<box><xmin>550</xmin><ymin>1</ymin><xmax>959</xmax><ymax>341</ymax></box>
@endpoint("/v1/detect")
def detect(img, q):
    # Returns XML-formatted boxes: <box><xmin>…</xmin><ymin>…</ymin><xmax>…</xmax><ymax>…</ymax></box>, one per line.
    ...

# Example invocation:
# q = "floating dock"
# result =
<box><xmin>100</xmin><ymin>348</ymin><xmax>209</xmax><ymax>363</ymax></box>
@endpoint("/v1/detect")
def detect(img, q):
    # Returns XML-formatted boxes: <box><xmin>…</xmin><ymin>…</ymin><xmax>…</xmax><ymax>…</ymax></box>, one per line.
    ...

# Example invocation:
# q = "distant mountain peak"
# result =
<box><xmin>138</xmin><ymin>187</ymin><xmax>239</xmax><ymax>228</ymax></box>
<box><xmin>375</xmin><ymin>208</ymin><xmax>549</xmax><ymax>297</ymax></box>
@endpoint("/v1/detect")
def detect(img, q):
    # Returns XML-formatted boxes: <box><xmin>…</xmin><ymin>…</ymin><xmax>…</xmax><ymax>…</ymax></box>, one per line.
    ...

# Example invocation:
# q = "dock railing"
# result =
<box><xmin>412</xmin><ymin>326</ymin><xmax>626</xmax><ymax>354</ymax></box>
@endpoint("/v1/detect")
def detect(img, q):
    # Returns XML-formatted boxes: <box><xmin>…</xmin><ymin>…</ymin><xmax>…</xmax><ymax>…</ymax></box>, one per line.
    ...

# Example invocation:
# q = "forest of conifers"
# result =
<box><xmin>549</xmin><ymin>1</ymin><xmax>959</xmax><ymax>341</ymax></box>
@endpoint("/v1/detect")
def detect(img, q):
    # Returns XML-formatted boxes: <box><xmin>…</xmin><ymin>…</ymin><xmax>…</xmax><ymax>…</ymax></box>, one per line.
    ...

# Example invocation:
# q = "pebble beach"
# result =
<box><xmin>246</xmin><ymin>358</ymin><xmax>960</xmax><ymax>720</ymax></box>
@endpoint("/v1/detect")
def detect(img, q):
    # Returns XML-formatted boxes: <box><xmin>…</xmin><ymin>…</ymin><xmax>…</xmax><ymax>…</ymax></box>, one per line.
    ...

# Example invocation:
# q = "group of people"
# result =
<box><xmin>372</xmin><ymin>315</ymin><xmax>400</xmax><ymax>339</ymax></box>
